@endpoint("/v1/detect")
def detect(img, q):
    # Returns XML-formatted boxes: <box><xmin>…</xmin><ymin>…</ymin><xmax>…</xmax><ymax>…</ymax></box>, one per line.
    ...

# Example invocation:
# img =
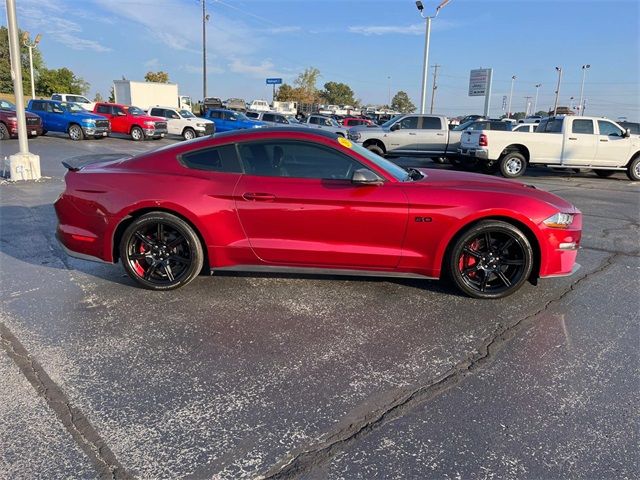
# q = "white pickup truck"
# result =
<box><xmin>459</xmin><ymin>116</ymin><xmax>640</xmax><ymax>180</ymax></box>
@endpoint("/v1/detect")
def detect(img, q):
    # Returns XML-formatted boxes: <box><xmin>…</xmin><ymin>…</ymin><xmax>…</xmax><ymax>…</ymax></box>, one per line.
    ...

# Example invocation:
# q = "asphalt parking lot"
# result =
<box><xmin>1</xmin><ymin>136</ymin><xmax>638</xmax><ymax>479</ymax></box>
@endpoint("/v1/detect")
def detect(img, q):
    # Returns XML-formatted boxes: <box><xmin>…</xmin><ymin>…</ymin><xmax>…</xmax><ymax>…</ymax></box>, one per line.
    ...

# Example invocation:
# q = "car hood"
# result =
<box><xmin>130</xmin><ymin>115</ymin><xmax>166</xmax><ymax>122</ymax></box>
<box><xmin>410</xmin><ymin>169</ymin><xmax>577</xmax><ymax>212</ymax></box>
<box><xmin>349</xmin><ymin>124</ymin><xmax>385</xmax><ymax>133</ymax></box>
<box><xmin>68</xmin><ymin>112</ymin><xmax>108</xmax><ymax>121</ymax></box>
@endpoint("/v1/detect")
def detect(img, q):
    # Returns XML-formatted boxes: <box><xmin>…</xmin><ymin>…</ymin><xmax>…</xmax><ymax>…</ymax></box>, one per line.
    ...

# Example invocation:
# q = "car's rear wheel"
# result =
<box><xmin>131</xmin><ymin>126</ymin><xmax>144</xmax><ymax>141</ymax></box>
<box><xmin>120</xmin><ymin>212</ymin><xmax>204</xmax><ymax>290</ymax></box>
<box><xmin>627</xmin><ymin>156</ymin><xmax>640</xmax><ymax>181</ymax></box>
<box><xmin>183</xmin><ymin>128</ymin><xmax>196</xmax><ymax>140</ymax></box>
<box><xmin>499</xmin><ymin>152</ymin><xmax>527</xmax><ymax>178</ymax></box>
<box><xmin>594</xmin><ymin>169</ymin><xmax>616</xmax><ymax>178</ymax></box>
<box><xmin>366</xmin><ymin>144</ymin><xmax>384</xmax><ymax>157</ymax></box>
<box><xmin>0</xmin><ymin>123</ymin><xmax>9</xmax><ymax>140</ymax></box>
<box><xmin>448</xmin><ymin>220</ymin><xmax>533</xmax><ymax>299</ymax></box>
<box><xmin>68</xmin><ymin>124</ymin><xmax>84</xmax><ymax>141</ymax></box>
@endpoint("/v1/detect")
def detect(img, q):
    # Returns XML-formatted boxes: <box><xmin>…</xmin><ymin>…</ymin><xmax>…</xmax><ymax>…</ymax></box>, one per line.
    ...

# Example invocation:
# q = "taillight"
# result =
<box><xmin>479</xmin><ymin>133</ymin><xmax>488</xmax><ymax>147</ymax></box>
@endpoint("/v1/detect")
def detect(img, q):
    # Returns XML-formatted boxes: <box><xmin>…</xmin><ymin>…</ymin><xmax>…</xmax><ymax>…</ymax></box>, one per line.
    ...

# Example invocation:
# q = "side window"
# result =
<box><xmin>149</xmin><ymin>108</ymin><xmax>163</xmax><ymax>117</ymax></box>
<box><xmin>166</xmin><ymin>110</ymin><xmax>179</xmax><ymax>119</ymax></box>
<box><xmin>275</xmin><ymin>115</ymin><xmax>288</xmax><ymax>124</ymax></box>
<box><xmin>398</xmin><ymin>116</ymin><xmax>419</xmax><ymax>129</ymax></box>
<box><xmin>540</xmin><ymin>118</ymin><xmax>563</xmax><ymax>133</ymax></box>
<box><xmin>113</xmin><ymin>106</ymin><xmax>125</xmax><ymax>116</ymax></box>
<box><xmin>96</xmin><ymin>105</ymin><xmax>110</xmax><ymax>114</ymax></box>
<box><xmin>223</xmin><ymin>111</ymin><xmax>237</xmax><ymax>120</ymax></box>
<box><xmin>237</xmin><ymin>140</ymin><xmax>362</xmax><ymax>179</ymax></box>
<box><xmin>309</xmin><ymin>116</ymin><xmax>320</xmax><ymax>125</ymax></box>
<box><xmin>51</xmin><ymin>94</ymin><xmax>62</xmax><ymax>101</ymax></box>
<box><xmin>421</xmin><ymin>117</ymin><xmax>442</xmax><ymax>130</ymax></box>
<box><xmin>597</xmin><ymin>120</ymin><xmax>623</xmax><ymax>137</ymax></box>
<box><xmin>572</xmin><ymin>120</ymin><xmax>594</xmax><ymax>135</ymax></box>
<box><xmin>180</xmin><ymin>145</ymin><xmax>242</xmax><ymax>173</ymax></box>
<box><xmin>208</xmin><ymin>111</ymin><xmax>221</xmax><ymax>119</ymax></box>
<box><xmin>262</xmin><ymin>113</ymin><xmax>275</xmax><ymax>122</ymax></box>
<box><xmin>51</xmin><ymin>102</ymin><xmax>63</xmax><ymax>113</ymax></box>
<box><xmin>30</xmin><ymin>101</ymin><xmax>43</xmax><ymax>111</ymax></box>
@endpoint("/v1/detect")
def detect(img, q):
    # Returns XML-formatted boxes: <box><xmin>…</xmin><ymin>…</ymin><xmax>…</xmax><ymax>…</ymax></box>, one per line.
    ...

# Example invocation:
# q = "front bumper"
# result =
<box><xmin>538</xmin><ymin>213</ymin><xmax>583</xmax><ymax>278</ymax></box>
<box><xmin>144</xmin><ymin>127</ymin><xmax>168</xmax><ymax>138</ymax></box>
<box><xmin>82</xmin><ymin>126</ymin><xmax>110</xmax><ymax>137</ymax></box>
<box><xmin>196</xmin><ymin>124</ymin><xmax>215</xmax><ymax>136</ymax></box>
<box><xmin>458</xmin><ymin>147</ymin><xmax>489</xmax><ymax>159</ymax></box>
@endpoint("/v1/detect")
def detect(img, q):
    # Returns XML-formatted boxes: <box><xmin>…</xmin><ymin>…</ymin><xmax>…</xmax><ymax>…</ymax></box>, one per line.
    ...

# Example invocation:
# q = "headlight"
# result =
<box><xmin>196</xmin><ymin>123</ymin><xmax>205</xmax><ymax>127</ymax></box>
<box><xmin>543</xmin><ymin>213</ymin><xmax>574</xmax><ymax>228</ymax></box>
<box><xmin>83</xmin><ymin>119</ymin><xmax>96</xmax><ymax>126</ymax></box>
<box><xmin>144</xmin><ymin>121</ymin><xmax>155</xmax><ymax>127</ymax></box>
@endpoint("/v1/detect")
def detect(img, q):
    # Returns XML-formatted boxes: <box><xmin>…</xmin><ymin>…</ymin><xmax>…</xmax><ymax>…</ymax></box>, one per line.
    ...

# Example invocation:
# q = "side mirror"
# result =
<box><xmin>352</xmin><ymin>168</ymin><xmax>383</xmax><ymax>185</ymax></box>
<box><xmin>623</xmin><ymin>128</ymin><xmax>631</xmax><ymax>138</ymax></box>
<box><xmin>116</xmin><ymin>111</ymin><xmax>126</xmax><ymax>116</ymax></box>
<box><xmin>390</xmin><ymin>123</ymin><xmax>400</xmax><ymax>131</ymax></box>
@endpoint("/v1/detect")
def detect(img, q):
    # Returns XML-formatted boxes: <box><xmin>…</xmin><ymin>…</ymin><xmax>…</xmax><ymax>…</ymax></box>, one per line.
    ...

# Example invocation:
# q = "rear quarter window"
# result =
<box><xmin>180</xmin><ymin>144</ymin><xmax>243</xmax><ymax>173</ymax></box>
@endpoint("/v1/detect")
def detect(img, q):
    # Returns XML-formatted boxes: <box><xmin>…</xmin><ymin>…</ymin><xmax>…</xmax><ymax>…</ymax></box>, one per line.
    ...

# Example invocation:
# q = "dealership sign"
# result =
<box><xmin>468</xmin><ymin>69</ymin><xmax>492</xmax><ymax>97</ymax></box>
<box><xmin>266</xmin><ymin>78</ymin><xmax>283</xmax><ymax>85</ymax></box>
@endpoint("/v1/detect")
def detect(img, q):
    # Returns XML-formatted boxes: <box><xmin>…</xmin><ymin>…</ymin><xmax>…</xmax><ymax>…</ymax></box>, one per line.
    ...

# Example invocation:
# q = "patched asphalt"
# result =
<box><xmin>1</xmin><ymin>136</ymin><xmax>638</xmax><ymax>479</ymax></box>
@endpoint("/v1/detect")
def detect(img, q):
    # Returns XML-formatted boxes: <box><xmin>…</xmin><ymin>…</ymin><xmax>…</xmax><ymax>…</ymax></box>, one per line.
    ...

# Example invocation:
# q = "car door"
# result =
<box><xmin>48</xmin><ymin>102</ymin><xmax>67</xmax><ymax>132</ymax></box>
<box><xmin>419</xmin><ymin>116</ymin><xmax>448</xmax><ymax>155</ymax></box>
<box><xmin>233</xmin><ymin>139</ymin><xmax>408</xmax><ymax>268</ymax></box>
<box><xmin>163</xmin><ymin>109</ymin><xmax>183</xmax><ymax>136</ymax></box>
<box><xmin>109</xmin><ymin>105</ymin><xmax>129</xmax><ymax>134</ymax></box>
<box><xmin>561</xmin><ymin>119</ymin><xmax>597</xmax><ymax>165</ymax></box>
<box><xmin>387</xmin><ymin>116</ymin><xmax>421</xmax><ymax>153</ymax></box>
<box><xmin>28</xmin><ymin>101</ymin><xmax>49</xmax><ymax>130</ymax></box>
<box><xmin>595</xmin><ymin>120</ymin><xmax>630</xmax><ymax>167</ymax></box>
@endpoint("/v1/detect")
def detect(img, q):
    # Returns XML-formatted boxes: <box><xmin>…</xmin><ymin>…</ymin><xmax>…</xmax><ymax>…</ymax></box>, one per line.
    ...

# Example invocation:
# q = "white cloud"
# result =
<box><xmin>182</xmin><ymin>64</ymin><xmax>225</xmax><ymax>75</ymax></box>
<box><xmin>265</xmin><ymin>26</ymin><xmax>302</xmax><ymax>34</ymax></box>
<box><xmin>348</xmin><ymin>20</ymin><xmax>459</xmax><ymax>36</ymax></box>
<box><xmin>228</xmin><ymin>58</ymin><xmax>280</xmax><ymax>78</ymax></box>
<box><xmin>144</xmin><ymin>58</ymin><xmax>160</xmax><ymax>69</ymax></box>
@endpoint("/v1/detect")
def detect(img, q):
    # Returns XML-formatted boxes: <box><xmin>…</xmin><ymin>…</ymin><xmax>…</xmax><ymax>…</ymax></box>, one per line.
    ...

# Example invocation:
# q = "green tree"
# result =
<box><xmin>144</xmin><ymin>71</ymin><xmax>169</xmax><ymax>83</ymax></box>
<box><xmin>93</xmin><ymin>92</ymin><xmax>104</xmax><ymax>102</ymax></box>
<box><xmin>36</xmin><ymin>67</ymin><xmax>89</xmax><ymax>96</ymax></box>
<box><xmin>0</xmin><ymin>27</ymin><xmax>45</xmax><ymax>93</ymax></box>
<box><xmin>391</xmin><ymin>91</ymin><xmax>416</xmax><ymax>113</ymax></box>
<box><xmin>320</xmin><ymin>81</ymin><xmax>356</xmax><ymax>105</ymax></box>
<box><xmin>293</xmin><ymin>67</ymin><xmax>321</xmax><ymax>104</ymax></box>
<box><xmin>534</xmin><ymin>110</ymin><xmax>547</xmax><ymax>117</ymax></box>
<box><xmin>108</xmin><ymin>86</ymin><xmax>115</xmax><ymax>102</ymax></box>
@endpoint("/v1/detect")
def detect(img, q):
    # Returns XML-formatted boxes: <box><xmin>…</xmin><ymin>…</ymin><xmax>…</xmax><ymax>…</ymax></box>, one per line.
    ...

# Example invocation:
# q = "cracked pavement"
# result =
<box><xmin>1</xmin><ymin>137</ymin><xmax>638</xmax><ymax>479</ymax></box>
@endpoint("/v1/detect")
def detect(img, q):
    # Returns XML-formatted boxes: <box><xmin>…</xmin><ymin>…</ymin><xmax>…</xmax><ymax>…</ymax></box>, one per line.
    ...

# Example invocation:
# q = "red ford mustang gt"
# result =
<box><xmin>55</xmin><ymin>128</ymin><xmax>581</xmax><ymax>299</ymax></box>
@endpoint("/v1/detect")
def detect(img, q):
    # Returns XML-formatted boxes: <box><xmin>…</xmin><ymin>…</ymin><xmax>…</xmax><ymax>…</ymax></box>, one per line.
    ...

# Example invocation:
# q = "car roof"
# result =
<box><xmin>214</xmin><ymin>126</ymin><xmax>338</xmax><ymax>141</ymax></box>
<box><xmin>150</xmin><ymin>106</ymin><xmax>179</xmax><ymax>110</ymax></box>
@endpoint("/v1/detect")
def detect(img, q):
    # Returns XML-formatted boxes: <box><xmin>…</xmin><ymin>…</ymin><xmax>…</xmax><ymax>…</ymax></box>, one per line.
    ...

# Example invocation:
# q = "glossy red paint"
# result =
<box><xmin>92</xmin><ymin>102</ymin><xmax>166</xmax><ymax>138</ymax></box>
<box><xmin>54</xmin><ymin>128</ymin><xmax>581</xmax><ymax>286</ymax></box>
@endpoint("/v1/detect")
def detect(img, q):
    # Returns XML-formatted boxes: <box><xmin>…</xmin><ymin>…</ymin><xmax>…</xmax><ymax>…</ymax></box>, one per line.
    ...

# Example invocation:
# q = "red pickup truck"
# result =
<box><xmin>92</xmin><ymin>102</ymin><xmax>167</xmax><ymax>141</ymax></box>
<box><xmin>0</xmin><ymin>99</ymin><xmax>43</xmax><ymax>140</ymax></box>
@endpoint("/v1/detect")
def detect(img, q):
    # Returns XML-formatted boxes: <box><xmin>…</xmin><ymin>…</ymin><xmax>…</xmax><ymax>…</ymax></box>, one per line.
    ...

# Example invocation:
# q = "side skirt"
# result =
<box><xmin>212</xmin><ymin>264</ymin><xmax>438</xmax><ymax>280</ymax></box>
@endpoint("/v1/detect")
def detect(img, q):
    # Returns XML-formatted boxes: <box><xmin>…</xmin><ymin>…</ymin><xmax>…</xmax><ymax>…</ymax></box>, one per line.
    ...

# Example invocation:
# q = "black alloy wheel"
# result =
<box><xmin>448</xmin><ymin>220</ymin><xmax>533</xmax><ymax>299</ymax></box>
<box><xmin>0</xmin><ymin>122</ymin><xmax>9</xmax><ymax>140</ymax></box>
<box><xmin>120</xmin><ymin>212</ymin><xmax>203</xmax><ymax>290</ymax></box>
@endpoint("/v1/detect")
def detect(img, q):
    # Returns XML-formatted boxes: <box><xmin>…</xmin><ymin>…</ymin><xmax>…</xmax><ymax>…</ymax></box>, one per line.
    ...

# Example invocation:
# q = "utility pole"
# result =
<box><xmin>5</xmin><ymin>0</ymin><xmax>40</xmax><ymax>181</ymax></box>
<box><xmin>578</xmin><ymin>64</ymin><xmax>590</xmax><ymax>116</ymax></box>
<box><xmin>524</xmin><ymin>96</ymin><xmax>532</xmax><ymax>117</ymax></box>
<box><xmin>22</xmin><ymin>32</ymin><xmax>42</xmax><ymax>100</ymax></box>
<box><xmin>533</xmin><ymin>83</ymin><xmax>542</xmax><ymax>114</ymax></box>
<box><xmin>202</xmin><ymin>0</ymin><xmax>209</xmax><ymax>101</ymax></box>
<box><xmin>553</xmin><ymin>66</ymin><xmax>562</xmax><ymax>116</ymax></box>
<box><xmin>429</xmin><ymin>64</ymin><xmax>440</xmax><ymax>114</ymax></box>
<box><xmin>387</xmin><ymin>76</ymin><xmax>391</xmax><ymax>106</ymax></box>
<box><xmin>507</xmin><ymin>75</ymin><xmax>516</xmax><ymax>118</ymax></box>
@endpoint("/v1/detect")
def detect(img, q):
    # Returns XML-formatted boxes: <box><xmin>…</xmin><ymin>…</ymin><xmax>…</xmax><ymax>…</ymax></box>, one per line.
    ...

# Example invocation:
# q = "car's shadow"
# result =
<box><xmin>0</xmin><ymin>203</ymin><xmax>464</xmax><ymax>297</ymax></box>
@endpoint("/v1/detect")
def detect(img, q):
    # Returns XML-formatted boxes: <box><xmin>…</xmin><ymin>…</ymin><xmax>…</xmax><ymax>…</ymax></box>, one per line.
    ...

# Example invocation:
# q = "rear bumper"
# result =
<box><xmin>458</xmin><ymin>147</ymin><xmax>489</xmax><ymax>159</ymax></box>
<box><xmin>7</xmin><ymin>122</ymin><xmax>43</xmax><ymax>136</ymax></box>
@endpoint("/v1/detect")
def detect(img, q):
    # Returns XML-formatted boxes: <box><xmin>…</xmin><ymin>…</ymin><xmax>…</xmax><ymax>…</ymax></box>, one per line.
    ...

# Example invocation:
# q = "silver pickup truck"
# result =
<box><xmin>347</xmin><ymin>114</ymin><xmax>454</xmax><ymax>161</ymax></box>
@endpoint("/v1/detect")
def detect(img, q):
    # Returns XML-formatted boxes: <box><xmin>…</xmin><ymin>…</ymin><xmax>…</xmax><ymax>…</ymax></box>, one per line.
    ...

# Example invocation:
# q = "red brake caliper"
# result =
<box><xmin>133</xmin><ymin>238</ymin><xmax>148</xmax><ymax>277</ymax></box>
<box><xmin>459</xmin><ymin>239</ymin><xmax>480</xmax><ymax>278</ymax></box>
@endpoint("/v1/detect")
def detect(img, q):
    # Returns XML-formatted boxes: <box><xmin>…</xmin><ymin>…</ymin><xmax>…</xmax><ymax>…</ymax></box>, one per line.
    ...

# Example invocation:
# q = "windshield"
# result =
<box><xmin>0</xmin><ymin>100</ymin><xmax>16</xmax><ymax>110</ymax></box>
<box><xmin>285</xmin><ymin>116</ymin><xmax>301</xmax><ymax>124</ymax></box>
<box><xmin>128</xmin><ymin>106</ymin><xmax>146</xmax><ymax>116</ymax></box>
<box><xmin>61</xmin><ymin>102</ymin><xmax>85</xmax><ymax>113</ymax></box>
<box><xmin>381</xmin><ymin>115</ymin><xmax>402</xmax><ymax>128</ymax></box>
<box><xmin>452</xmin><ymin>120</ymin><xmax>475</xmax><ymax>131</ymax></box>
<box><xmin>234</xmin><ymin>112</ymin><xmax>250</xmax><ymax>121</ymax></box>
<box><xmin>349</xmin><ymin>142</ymin><xmax>409</xmax><ymax>182</ymax></box>
<box><xmin>179</xmin><ymin>109</ymin><xmax>196</xmax><ymax>118</ymax></box>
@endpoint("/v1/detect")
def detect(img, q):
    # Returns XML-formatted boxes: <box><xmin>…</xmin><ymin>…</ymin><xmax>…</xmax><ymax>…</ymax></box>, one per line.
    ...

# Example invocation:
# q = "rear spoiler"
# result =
<box><xmin>62</xmin><ymin>153</ymin><xmax>134</xmax><ymax>171</ymax></box>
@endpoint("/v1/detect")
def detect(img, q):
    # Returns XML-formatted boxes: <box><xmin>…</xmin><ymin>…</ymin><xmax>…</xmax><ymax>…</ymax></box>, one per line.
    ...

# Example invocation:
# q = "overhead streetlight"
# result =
<box><xmin>416</xmin><ymin>0</ymin><xmax>452</xmax><ymax>114</ymax></box>
<box><xmin>202</xmin><ymin>0</ymin><xmax>210</xmax><ymax>101</ymax></box>
<box><xmin>22</xmin><ymin>31</ymin><xmax>42</xmax><ymax>100</ymax></box>
<box><xmin>553</xmin><ymin>66</ymin><xmax>563</xmax><ymax>116</ymax></box>
<box><xmin>533</xmin><ymin>83</ymin><xmax>542</xmax><ymax>114</ymax></box>
<box><xmin>578</xmin><ymin>64</ymin><xmax>590</xmax><ymax>116</ymax></box>
<box><xmin>507</xmin><ymin>75</ymin><xmax>516</xmax><ymax>118</ymax></box>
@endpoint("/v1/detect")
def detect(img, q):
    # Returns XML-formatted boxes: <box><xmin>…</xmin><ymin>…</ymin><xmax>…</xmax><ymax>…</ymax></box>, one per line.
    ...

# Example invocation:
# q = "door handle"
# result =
<box><xmin>568</xmin><ymin>137</ymin><xmax>577</xmax><ymax>140</ymax></box>
<box><xmin>408</xmin><ymin>132</ymin><xmax>417</xmax><ymax>135</ymax></box>
<box><xmin>242</xmin><ymin>192</ymin><xmax>276</xmax><ymax>202</ymax></box>
<box><xmin>436</xmin><ymin>133</ymin><xmax>445</xmax><ymax>136</ymax></box>
<box><xmin>599</xmin><ymin>139</ymin><xmax>608</xmax><ymax>142</ymax></box>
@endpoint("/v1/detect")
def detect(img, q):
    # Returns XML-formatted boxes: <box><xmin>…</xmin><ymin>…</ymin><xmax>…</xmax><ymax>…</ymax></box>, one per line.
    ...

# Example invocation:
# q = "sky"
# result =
<box><xmin>3</xmin><ymin>0</ymin><xmax>639</xmax><ymax>120</ymax></box>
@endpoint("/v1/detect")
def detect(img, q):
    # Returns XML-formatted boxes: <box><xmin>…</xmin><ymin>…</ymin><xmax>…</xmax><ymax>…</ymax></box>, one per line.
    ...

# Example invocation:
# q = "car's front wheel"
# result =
<box><xmin>448</xmin><ymin>220</ymin><xmax>534</xmax><ymax>299</ymax></box>
<box><xmin>0</xmin><ymin>123</ymin><xmax>9</xmax><ymax>140</ymax></box>
<box><xmin>68</xmin><ymin>124</ymin><xmax>84</xmax><ymax>141</ymax></box>
<box><xmin>627</xmin><ymin>155</ymin><xmax>640</xmax><ymax>181</ymax></box>
<box><xmin>120</xmin><ymin>212</ymin><xmax>204</xmax><ymax>290</ymax></box>
<box><xmin>130</xmin><ymin>126</ymin><xmax>144</xmax><ymax>141</ymax></box>
<box><xmin>183</xmin><ymin>128</ymin><xmax>196</xmax><ymax>140</ymax></box>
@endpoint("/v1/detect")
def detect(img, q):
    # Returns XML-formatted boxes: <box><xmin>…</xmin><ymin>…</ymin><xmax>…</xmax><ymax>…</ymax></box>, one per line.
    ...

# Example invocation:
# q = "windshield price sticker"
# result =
<box><xmin>338</xmin><ymin>137</ymin><xmax>353</xmax><ymax>148</ymax></box>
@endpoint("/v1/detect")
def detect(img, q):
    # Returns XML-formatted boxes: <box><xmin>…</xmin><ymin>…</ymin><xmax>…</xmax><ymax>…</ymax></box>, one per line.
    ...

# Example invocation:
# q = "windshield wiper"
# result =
<box><xmin>404</xmin><ymin>167</ymin><xmax>424</xmax><ymax>181</ymax></box>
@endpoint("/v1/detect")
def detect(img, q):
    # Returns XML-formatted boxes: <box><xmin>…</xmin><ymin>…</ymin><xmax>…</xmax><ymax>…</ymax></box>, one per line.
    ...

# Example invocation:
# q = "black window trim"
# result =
<box><xmin>177</xmin><ymin>142</ymin><xmax>245</xmax><ymax>174</ymax></box>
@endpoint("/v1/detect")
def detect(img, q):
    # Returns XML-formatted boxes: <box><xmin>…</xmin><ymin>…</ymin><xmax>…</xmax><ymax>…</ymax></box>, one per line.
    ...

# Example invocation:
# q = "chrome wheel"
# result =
<box><xmin>505</xmin><ymin>157</ymin><xmax>523</xmax><ymax>175</ymax></box>
<box><xmin>131</xmin><ymin>126</ymin><xmax>144</xmax><ymax>141</ymax></box>
<box><xmin>69</xmin><ymin>124</ymin><xmax>83</xmax><ymax>141</ymax></box>
<box><xmin>183</xmin><ymin>128</ymin><xmax>196</xmax><ymax>140</ymax></box>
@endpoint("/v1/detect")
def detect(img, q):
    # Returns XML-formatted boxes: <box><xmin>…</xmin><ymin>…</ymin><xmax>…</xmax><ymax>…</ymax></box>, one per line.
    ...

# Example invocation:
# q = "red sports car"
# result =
<box><xmin>55</xmin><ymin>128</ymin><xmax>581</xmax><ymax>299</ymax></box>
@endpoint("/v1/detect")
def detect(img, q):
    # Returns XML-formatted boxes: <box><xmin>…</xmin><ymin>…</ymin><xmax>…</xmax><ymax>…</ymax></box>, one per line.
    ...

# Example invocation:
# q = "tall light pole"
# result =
<box><xmin>416</xmin><ymin>0</ymin><xmax>452</xmax><ymax>114</ymax></box>
<box><xmin>553</xmin><ymin>66</ymin><xmax>562</xmax><ymax>116</ymax></box>
<box><xmin>578</xmin><ymin>64</ymin><xmax>590</xmax><ymax>116</ymax></box>
<box><xmin>430</xmin><ymin>64</ymin><xmax>440</xmax><ymax>114</ymax></box>
<box><xmin>533</xmin><ymin>83</ymin><xmax>542</xmax><ymax>114</ymax></box>
<box><xmin>5</xmin><ymin>0</ymin><xmax>40</xmax><ymax>181</ymax></box>
<box><xmin>507</xmin><ymin>75</ymin><xmax>516</xmax><ymax>118</ymax></box>
<box><xmin>202</xmin><ymin>0</ymin><xmax>210</xmax><ymax>101</ymax></box>
<box><xmin>21</xmin><ymin>32</ymin><xmax>41</xmax><ymax>100</ymax></box>
<box><xmin>524</xmin><ymin>96</ymin><xmax>532</xmax><ymax>117</ymax></box>
<box><xmin>387</xmin><ymin>75</ymin><xmax>391</xmax><ymax>106</ymax></box>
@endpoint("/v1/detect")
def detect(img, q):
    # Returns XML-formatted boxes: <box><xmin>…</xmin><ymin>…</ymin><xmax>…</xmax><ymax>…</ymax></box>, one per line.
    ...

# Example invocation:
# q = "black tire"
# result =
<box><xmin>594</xmin><ymin>170</ymin><xmax>616</xmax><ymax>178</ymax></box>
<box><xmin>41</xmin><ymin>129</ymin><xmax>47</xmax><ymax>135</ymax></box>
<box><xmin>627</xmin><ymin>156</ymin><xmax>640</xmax><ymax>181</ymax></box>
<box><xmin>499</xmin><ymin>152</ymin><xmax>527</xmax><ymax>178</ymax></box>
<box><xmin>366</xmin><ymin>144</ymin><xmax>385</xmax><ymax>157</ymax></box>
<box><xmin>447</xmin><ymin>220</ymin><xmax>534</xmax><ymax>299</ymax></box>
<box><xmin>183</xmin><ymin>128</ymin><xmax>196</xmax><ymax>141</ymax></box>
<box><xmin>119</xmin><ymin>212</ymin><xmax>204</xmax><ymax>290</ymax></box>
<box><xmin>450</xmin><ymin>155</ymin><xmax>463</xmax><ymax>168</ymax></box>
<box><xmin>0</xmin><ymin>122</ymin><xmax>9</xmax><ymax>140</ymax></box>
<box><xmin>131</xmin><ymin>126</ymin><xmax>144</xmax><ymax>141</ymax></box>
<box><xmin>480</xmin><ymin>160</ymin><xmax>499</xmax><ymax>174</ymax></box>
<box><xmin>68</xmin><ymin>124</ymin><xmax>84</xmax><ymax>141</ymax></box>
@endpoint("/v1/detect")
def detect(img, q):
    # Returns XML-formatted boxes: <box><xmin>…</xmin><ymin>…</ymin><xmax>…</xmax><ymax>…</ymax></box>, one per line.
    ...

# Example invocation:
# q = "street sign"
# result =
<box><xmin>266</xmin><ymin>78</ymin><xmax>283</xmax><ymax>85</ymax></box>
<box><xmin>468</xmin><ymin>68</ymin><xmax>491</xmax><ymax>97</ymax></box>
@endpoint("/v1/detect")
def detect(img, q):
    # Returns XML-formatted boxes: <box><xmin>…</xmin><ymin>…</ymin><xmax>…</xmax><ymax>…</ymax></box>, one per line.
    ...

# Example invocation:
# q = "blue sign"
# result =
<box><xmin>266</xmin><ymin>78</ymin><xmax>283</xmax><ymax>85</ymax></box>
